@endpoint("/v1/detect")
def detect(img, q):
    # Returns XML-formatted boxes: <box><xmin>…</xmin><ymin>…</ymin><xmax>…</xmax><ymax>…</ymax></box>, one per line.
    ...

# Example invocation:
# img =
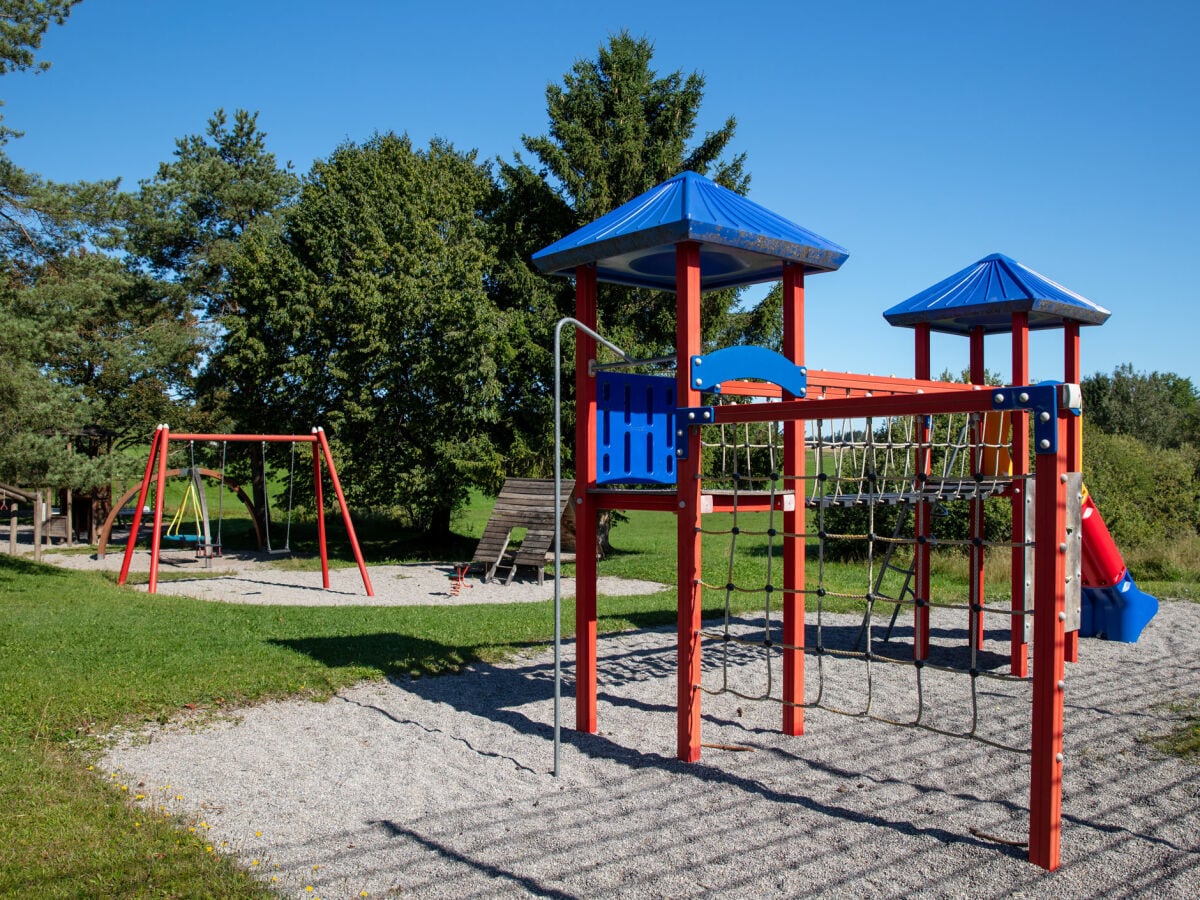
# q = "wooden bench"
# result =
<box><xmin>470</xmin><ymin>479</ymin><xmax>572</xmax><ymax>585</ymax></box>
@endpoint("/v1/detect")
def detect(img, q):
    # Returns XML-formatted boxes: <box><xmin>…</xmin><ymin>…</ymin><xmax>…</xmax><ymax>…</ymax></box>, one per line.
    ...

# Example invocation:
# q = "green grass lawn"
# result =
<box><xmin>2</xmin><ymin>488</ymin><xmax>1196</xmax><ymax>896</ymax></box>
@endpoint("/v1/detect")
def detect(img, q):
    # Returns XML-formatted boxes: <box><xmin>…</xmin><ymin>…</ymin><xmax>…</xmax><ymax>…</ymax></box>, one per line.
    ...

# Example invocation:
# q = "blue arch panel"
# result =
<box><xmin>691</xmin><ymin>346</ymin><xmax>807</xmax><ymax>397</ymax></box>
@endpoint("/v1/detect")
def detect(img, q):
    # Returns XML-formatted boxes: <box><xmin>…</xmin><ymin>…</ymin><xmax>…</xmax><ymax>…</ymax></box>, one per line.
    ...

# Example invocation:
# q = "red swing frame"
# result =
<box><xmin>117</xmin><ymin>425</ymin><xmax>373</xmax><ymax>596</ymax></box>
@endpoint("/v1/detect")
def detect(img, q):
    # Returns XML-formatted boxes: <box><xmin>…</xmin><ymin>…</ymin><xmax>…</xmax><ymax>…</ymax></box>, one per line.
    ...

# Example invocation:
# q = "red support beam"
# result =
<box><xmin>588</xmin><ymin>490</ymin><xmax>678</xmax><ymax>513</ymax></box>
<box><xmin>1011</xmin><ymin>312</ymin><xmax>1031</xmax><ymax>676</ymax></box>
<box><xmin>914</xmin><ymin>324</ymin><xmax>932</xmax><ymax>659</ymax></box>
<box><xmin>1063</xmin><ymin>321</ymin><xmax>1082</xmax><ymax>664</ymax></box>
<box><xmin>718</xmin><ymin>370</ymin><xmax>968</xmax><ymax>400</ymax></box>
<box><xmin>782</xmin><ymin>262</ymin><xmax>806</xmax><ymax>736</ymax></box>
<box><xmin>676</xmin><ymin>242</ymin><xmax>704</xmax><ymax>763</ymax></box>
<box><xmin>117</xmin><ymin>425</ymin><xmax>165</xmax><ymax>587</ymax></box>
<box><xmin>169</xmin><ymin>433</ymin><xmax>317</xmax><ymax>443</ymax></box>
<box><xmin>574</xmin><ymin>264</ymin><xmax>599</xmax><ymax>735</ymax></box>
<box><xmin>148</xmin><ymin>424</ymin><xmax>171</xmax><ymax>594</ymax></box>
<box><xmin>312</xmin><ymin>439</ymin><xmax>329</xmax><ymax>589</ymax></box>
<box><xmin>969</xmin><ymin>327</ymin><xmax>986</xmax><ymax>651</ymax></box>
<box><xmin>1012</xmin><ymin>314</ymin><xmax>1032</xmax><ymax>672</ymax></box>
<box><xmin>1029</xmin><ymin>416</ymin><xmax>1067</xmax><ymax>871</ymax></box>
<box><xmin>711</xmin><ymin>386</ymin><xmax>995</xmax><ymax>425</ymax></box>
<box><xmin>315</xmin><ymin>427</ymin><xmax>373</xmax><ymax>597</ymax></box>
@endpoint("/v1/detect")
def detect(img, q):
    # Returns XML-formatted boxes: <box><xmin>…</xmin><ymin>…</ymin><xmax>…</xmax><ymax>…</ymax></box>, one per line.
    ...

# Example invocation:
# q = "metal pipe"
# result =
<box><xmin>552</xmin><ymin>316</ymin><xmax>631</xmax><ymax>777</ymax></box>
<box><xmin>166</xmin><ymin>433</ymin><xmax>318</xmax><ymax>443</ymax></box>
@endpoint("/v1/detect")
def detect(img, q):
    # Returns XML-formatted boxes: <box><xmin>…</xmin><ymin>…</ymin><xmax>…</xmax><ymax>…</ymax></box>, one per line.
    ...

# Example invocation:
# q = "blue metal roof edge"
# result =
<box><xmin>883</xmin><ymin>253</ymin><xmax>1111</xmax><ymax>333</ymax></box>
<box><xmin>532</xmin><ymin>171</ymin><xmax>848</xmax><ymax>282</ymax></box>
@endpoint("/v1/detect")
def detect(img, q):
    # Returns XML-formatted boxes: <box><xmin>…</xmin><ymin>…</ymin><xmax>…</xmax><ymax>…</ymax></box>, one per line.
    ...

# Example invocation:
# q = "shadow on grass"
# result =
<box><xmin>0</xmin><ymin>554</ymin><xmax>74</xmax><ymax>580</ymax></box>
<box><xmin>270</xmin><ymin>632</ymin><xmax>541</xmax><ymax>680</ymax></box>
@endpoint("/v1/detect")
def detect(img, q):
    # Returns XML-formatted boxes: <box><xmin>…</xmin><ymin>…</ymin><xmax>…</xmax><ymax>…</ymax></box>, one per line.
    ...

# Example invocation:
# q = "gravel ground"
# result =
<box><xmin>95</xmin><ymin>577</ymin><xmax>1200</xmax><ymax>899</ymax></box>
<box><xmin>39</xmin><ymin>547</ymin><xmax>666</xmax><ymax>605</ymax></box>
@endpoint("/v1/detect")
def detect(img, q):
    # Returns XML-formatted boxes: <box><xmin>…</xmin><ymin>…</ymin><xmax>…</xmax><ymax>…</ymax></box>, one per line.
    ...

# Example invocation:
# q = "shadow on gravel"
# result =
<box><xmin>368</xmin><ymin>820</ymin><xmax>577</xmax><ymax>899</ymax></box>
<box><xmin>270</xmin><ymin>633</ymin><xmax>485</xmax><ymax>678</ymax></box>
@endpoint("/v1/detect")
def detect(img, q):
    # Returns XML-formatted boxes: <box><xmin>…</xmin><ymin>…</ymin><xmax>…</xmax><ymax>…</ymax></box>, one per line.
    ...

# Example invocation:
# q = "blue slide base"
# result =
<box><xmin>1080</xmin><ymin>571</ymin><xmax>1159</xmax><ymax>642</ymax></box>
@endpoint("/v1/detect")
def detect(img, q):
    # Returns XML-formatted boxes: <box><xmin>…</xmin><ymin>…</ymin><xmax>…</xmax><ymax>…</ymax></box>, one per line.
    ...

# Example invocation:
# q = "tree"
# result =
<box><xmin>513</xmin><ymin>29</ymin><xmax>751</xmax><ymax>356</ymax></box>
<box><xmin>489</xmin><ymin>31</ymin><xmax>765</xmax><ymax>484</ymax></box>
<box><xmin>0</xmin><ymin>0</ymin><xmax>79</xmax><ymax>142</ymax></box>
<box><xmin>217</xmin><ymin>134</ymin><xmax>504</xmax><ymax>536</ymax></box>
<box><xmin>125</xmin><ymin>108</ymin><xmax>299</xmax><ymax>322</ymax></box>
<box><xmin>1082</xmin><ymin>363</ymin><xmax>1199</xmax><ymax>450</ymax></box>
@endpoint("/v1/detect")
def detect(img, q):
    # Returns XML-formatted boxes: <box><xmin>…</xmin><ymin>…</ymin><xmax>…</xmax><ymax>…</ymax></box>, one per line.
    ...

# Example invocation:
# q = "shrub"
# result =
<box><xmin>1082</xmin><ymin>421</ymin><xmax>1200</xmax><ymax>551</ymax></box>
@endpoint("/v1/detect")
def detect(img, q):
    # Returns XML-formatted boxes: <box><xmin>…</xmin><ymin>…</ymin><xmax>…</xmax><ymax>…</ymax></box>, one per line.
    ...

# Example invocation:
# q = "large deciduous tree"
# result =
<box><xmin>217</xmin><ymin>134</ymin><xmax>504</xmax><ymax>536</ymax></box>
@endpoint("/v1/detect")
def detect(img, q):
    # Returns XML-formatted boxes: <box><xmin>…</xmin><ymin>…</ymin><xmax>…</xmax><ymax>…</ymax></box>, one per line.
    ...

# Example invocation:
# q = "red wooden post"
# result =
<box><xmin>118</xmin><ymin>425</ymin><xmax>164</xmax><ymax>587</ymax></box>
<box><xmin>1029</xmin><ymin>412</ymin><xmax>1067</xmax><ymax>871</ymax></box>
<box><xmin>574</xmin><ymin>264</ymin><xmax>599</xmax><ymax>735</ymax></box>
<box><xmin>782</xmin><ymin>262</ymin><xmax>806</xmax><ymax>735</ymax></box>
<box><xmin>676</xmin><ymin>241</ymin><xmax>704</xmax><ymax>763</ymax></box>
<box><xmin>148</xmin><ymin>425</ymin><xmax>171</xmax><ymax>594</ymax></box>
<box><xmin>1063</xmin><ymin>321</ymin><xmax>1082</xmax><ymax>663</ymax></box>
<box><xmin>315</xmin><ymin>427</ymin><xmax>374</xmax><ymax>596</ymax></box>
<box><xmin>914</xmin><ymin>324</ymin><xmax>932</xmax><ymax>660</ymax></box>
<box><xmin>969</xmin><ymin>326</ymin><xmax>986</xmax><ymax>650</ymax></box>
<box><xmin>311</xmin><ymin>433</ymin><xmax>329</xmax><ymax>589</ymax></box>
<box><xmin>1011</xmin><ymin>312</ymin><xmax>1031</xmax><ymax>676</ymax></box>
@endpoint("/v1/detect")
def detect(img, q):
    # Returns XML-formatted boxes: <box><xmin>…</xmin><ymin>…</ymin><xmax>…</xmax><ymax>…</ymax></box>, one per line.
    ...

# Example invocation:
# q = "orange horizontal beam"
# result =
<box><xmin>715</xmin><ymin>370</ymin><xmax>966</xmax><ymax>400</ymax></box>
<box><xmin>713</xmin><ymin>386</ymin><xmax>994</xmax><ymax>424</ymax></box>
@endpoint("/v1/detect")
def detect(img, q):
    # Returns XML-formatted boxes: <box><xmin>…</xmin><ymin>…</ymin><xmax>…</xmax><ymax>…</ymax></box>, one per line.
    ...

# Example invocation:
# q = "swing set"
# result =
<box><xmin>117</xmin><ymin>425</ymin><xmax>373</xmax><ymax>596</ymax></box>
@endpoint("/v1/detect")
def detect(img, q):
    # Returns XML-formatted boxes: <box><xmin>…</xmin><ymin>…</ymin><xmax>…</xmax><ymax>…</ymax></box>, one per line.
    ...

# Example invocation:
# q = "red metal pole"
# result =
<box><xmin>574</xmin><ymin>264</ymin><xmax>599</xmax><ymax>735</ymax></box>
<box><xmin>315</xmin><ymin>427</ymin><xmax>373</xmax><ymax>596</ymax></box>
<box><xmin>1063</xmin><ymin>321</ymin><xmax>1082</xmax><ymax>663</ymax></box>
<box><xmin>782</xmin><ymin>262</ymin><xmax>806</xmax><ymax>736</ymax></box>
<box><xmin>1011</xmin><ymin>312</ymin><xmax>1031</xmax><ymax>676</ymax></box>
<box><xmin>312</xmin><ymin>436</ymin><xmax>329</xmax><ymax>589</ymax></box>
<box><xmin>147</xmin><ymin>425</ymin><xmax>171</xmax><ymax>594</ymax></box>
<box><xmin>168</xmin><ymin>433</ymin><xmax>317</xmax><ymax>443</ymax></box>
<box><xmin>969</xmin><ymin>327</ymin><xmax>986</xmax><ymax>650</ymax></box>
<box><xmin>1029</xmin><ymin>414</ymin><xmax>1067</xmax><ymax>871</ymax></box>
<box><xmin>118</xmin><ymin>426</ymin><xmax>164</xmax><ymax>587</ymax></box>
<box><xmin>914</xmin><ymin>323</ymin><xmax>932</xmax><ymax>660</ymax></box>
<box><xmin>676</xmin><ymin>241</ymin><xmax>704</xmax><ymax>763</ymax></box>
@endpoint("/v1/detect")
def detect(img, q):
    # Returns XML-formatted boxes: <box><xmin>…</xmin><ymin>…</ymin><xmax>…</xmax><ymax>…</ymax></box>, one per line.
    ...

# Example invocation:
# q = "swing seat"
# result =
<box><xmin>164</xmin><ymin>533</ymin><xmax>201</xmax><ymax>543</ymax></box>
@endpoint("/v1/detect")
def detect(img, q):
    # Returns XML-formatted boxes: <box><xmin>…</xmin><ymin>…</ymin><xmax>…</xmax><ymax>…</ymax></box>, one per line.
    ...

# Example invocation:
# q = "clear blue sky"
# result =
<box><xmin>6</xmin><ymin>0</ymin><xmax>1198</xmax><ymax>386</ymax></box>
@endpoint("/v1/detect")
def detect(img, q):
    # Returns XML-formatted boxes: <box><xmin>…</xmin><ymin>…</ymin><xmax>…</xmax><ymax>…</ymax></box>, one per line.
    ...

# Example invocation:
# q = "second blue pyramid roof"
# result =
<box><xmin>884</xmin><ymin>253</ymin><xmax>1111</xmax><ymax>335</ymax></box>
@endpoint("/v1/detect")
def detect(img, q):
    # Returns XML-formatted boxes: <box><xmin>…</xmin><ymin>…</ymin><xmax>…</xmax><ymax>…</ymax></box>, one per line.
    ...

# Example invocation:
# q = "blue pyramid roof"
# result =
<box><xmin>532</xmin><ymin>171</ymin><xmax>848</xmax><ymax>292</ymax></box>
<box><xmin>883</xmin><ymin>253</ymin><xmax>1111</xmax><ymax>335</ymax></box>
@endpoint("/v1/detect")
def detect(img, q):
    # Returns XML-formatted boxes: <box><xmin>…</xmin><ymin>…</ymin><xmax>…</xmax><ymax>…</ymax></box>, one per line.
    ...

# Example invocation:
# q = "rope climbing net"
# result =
<box><xmin>695</xmin><ymin>407</ymin><xmax>1036</xmax><ymax>755</ymax></box>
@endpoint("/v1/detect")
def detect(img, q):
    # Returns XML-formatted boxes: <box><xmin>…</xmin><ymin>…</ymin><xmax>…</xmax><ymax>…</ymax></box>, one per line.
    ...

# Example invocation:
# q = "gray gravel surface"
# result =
<box><xmin>41</xmin><ymin>548</ymin><xmax>666</xmax><ymax>605</ymax></box>
<box><xmin>100</xmin><ymin>594</ymin><xmax>1200</xmax><ymax>898</ymax></box>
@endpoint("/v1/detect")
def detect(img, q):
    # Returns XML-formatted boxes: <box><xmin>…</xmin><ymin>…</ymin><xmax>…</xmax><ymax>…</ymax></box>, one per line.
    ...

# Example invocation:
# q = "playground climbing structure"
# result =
<box><xmin>531</xmin><ymin>171</ymin><xmax>1153</xmax><ymax>871</ymax></box>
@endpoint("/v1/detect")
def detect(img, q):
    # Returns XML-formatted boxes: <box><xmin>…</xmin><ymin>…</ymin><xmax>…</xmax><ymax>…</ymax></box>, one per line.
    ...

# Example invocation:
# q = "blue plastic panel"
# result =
<box><xmin>691</xmin><ymin>346</ymin><xmax>807</xmax><ymax>397</ymax></box>
<box><xmin>595</xmin><ymin>372</ymin><xmax>677</xmax><ymax>485</ymax></box>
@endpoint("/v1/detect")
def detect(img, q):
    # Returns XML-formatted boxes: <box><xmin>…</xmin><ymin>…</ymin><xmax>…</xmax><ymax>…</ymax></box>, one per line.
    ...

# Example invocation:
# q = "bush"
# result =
<box><xmin>1082</xmin><ymin>421</ymin><xmax>1200</xmax><ymax>552</ymax></box>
